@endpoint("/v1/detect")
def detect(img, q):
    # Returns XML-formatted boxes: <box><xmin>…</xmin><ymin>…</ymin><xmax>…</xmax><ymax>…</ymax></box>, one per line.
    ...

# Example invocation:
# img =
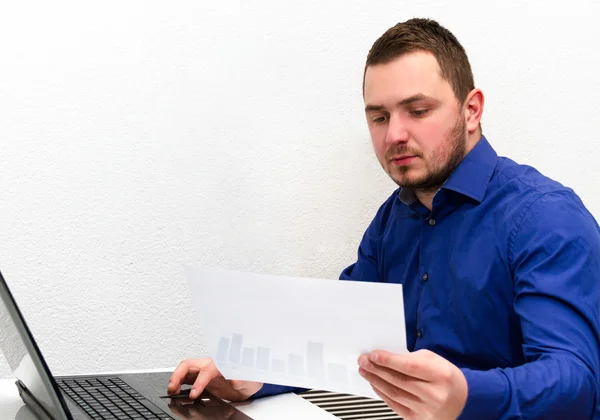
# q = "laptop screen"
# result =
<box><xmin>0</xmin><ymin>271</ymin><xmax>70</xmax><ymax>420</ymax></box>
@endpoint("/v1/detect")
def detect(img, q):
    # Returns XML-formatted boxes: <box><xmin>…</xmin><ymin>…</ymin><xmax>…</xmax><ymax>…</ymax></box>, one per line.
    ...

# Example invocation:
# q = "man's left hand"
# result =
<box><xmin>358</xmin><ymin>349</ymin><xmax>468</xmax><ymax>420</ymax></box>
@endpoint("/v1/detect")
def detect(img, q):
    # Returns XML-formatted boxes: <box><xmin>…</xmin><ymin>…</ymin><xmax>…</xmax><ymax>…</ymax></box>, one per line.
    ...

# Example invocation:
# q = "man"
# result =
<box><xmin>169</xmin><ymin>18</ymin><xmax>600</xmax><ymax>419</ymax></box>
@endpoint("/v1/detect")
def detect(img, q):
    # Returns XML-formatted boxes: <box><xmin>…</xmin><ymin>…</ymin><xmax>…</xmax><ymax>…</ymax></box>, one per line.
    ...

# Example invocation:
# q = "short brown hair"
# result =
<box><xmin>364</xmin><ymin>18</ymin><xmax>475</xmax><ymax>105</ymax></box>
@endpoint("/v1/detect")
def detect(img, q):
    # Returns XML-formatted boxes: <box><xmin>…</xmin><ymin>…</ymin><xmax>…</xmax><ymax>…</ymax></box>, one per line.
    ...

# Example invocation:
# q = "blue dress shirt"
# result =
<box><xmin>252</xmin><ymin>136</ymin><xmax>600</xmax><ymax>419</ymax></box>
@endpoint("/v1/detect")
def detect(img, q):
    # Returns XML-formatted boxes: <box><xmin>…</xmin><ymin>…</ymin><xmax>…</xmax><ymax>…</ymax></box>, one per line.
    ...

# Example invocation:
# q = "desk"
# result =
<box><xmin>0</xmin><ymin>375</ymin><xmax>336</xmax><ymax>420</ymax></box>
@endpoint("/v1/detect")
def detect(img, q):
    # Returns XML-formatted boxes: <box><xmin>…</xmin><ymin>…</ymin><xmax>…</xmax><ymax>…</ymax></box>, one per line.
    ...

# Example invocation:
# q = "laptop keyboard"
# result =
<box><xmin>56</xmin><ymin>377</ymin><xmax>171</xmax><ymax>419</ymax></box>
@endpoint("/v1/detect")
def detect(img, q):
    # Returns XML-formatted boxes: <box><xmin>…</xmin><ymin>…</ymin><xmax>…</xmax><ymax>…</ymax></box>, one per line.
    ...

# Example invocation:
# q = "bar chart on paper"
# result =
<box><xmin>212</xmin><ymin>333</ymin><xmax>373</xmax><ymax>398</ymax></box>
<box><xmin>185</xmin><ymin>265</ymin><xmax>407</xmax><ymax>399</ymax></box>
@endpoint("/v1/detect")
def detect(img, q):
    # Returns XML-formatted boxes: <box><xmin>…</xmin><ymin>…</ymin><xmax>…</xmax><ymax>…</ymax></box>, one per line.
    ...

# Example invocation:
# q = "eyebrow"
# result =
<box><xmin>364</xmin><ymin>94</ymin><xmax>437</xmax><ymax>112</ymax></box>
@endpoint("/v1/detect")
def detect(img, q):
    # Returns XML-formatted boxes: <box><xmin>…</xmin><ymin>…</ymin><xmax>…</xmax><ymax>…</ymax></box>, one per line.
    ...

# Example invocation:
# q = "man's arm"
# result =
<box><xmin>460</xmin><ymin>190</ymin><xmax>600</xmax><ymax>418</ymax></box>
<box><xmin>339</xmin><ymin>202</ymin><xmax>386</xmax><ymax>283</ymax></box>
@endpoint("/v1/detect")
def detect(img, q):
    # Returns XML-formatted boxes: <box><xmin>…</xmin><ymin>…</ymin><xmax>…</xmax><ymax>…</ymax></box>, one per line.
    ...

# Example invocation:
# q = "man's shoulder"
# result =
<box><xmin>372</xmin><ymin>187</ymin><xmax>400</xmax><ymax>215</ymax></box>
<box><xmin>492</xmin><ymin>156</ymin><xmax>598</xmax><ymax>231</ymax></box>
<box><xmin>493</xmin><ymin>155</ymin><xmax>572</xmax><ymax>198</ymax></box>
<box><xmin>363</xmin><ymin>188</ymin><xmax>404</xmax><ymax>234</ymax></box>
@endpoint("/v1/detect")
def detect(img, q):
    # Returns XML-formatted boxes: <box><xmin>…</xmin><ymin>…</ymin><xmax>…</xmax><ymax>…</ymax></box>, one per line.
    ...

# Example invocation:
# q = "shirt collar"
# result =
<box><xmin>398</xmin><ymin>185</ymin><xmax>418</xmax><ymax>206</ymax></box>
<box><xmin>398</xmin><ymin>135</ymin><xmax>497</xmax><ymax>206</ymax></box>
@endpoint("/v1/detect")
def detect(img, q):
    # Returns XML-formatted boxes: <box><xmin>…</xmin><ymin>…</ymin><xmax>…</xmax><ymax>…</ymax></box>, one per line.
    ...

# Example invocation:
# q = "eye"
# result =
<box><xmin>410</xmin><ymin>109</ymin><xmax>429</xmax><ymax>117</ymax></box>
<box><xmin>371</xmin><ymin>115</ymin><xmax>388</xmax><ymax>124</ymax></box>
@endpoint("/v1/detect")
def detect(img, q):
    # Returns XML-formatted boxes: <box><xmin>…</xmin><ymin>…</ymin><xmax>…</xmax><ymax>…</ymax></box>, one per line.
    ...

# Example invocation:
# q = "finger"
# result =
<box><xmin>359</xmin><ymin>367</ymin><xmax>423</xmax><ymax>413</ymax></box>
<box><xmin>370</xmin><ymin>384</ymin><xmax>414</xmax><ymax>419</ymax></box>
<box><xmin>190</xmin><ymin>362</ymin><xmax>220</xmax><ymax>399</ymax></box>
<box><xmin>168</xmin><ymin>361</ymin><xmax>194</xmax><ymax>393</ymax></box>
<box><xmin>358</xmin><ymin>355</ymin><xmax>429</xmax><ymax>398</ymax></box>
<box><xmin>367</xmin><ymin>350</ymin><xmax>437</xmax><ymax>381</ymax></box>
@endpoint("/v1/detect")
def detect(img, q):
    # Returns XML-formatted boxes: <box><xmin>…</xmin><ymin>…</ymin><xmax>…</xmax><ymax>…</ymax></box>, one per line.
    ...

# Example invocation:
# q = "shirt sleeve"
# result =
<box><xmin>459</xmin><ymin>190</ymin><xmax>600</xmax><ymax>419</ymax></box>
<box><xmin>339</xmin><ymin>202</ymin><xmax>385</xmax><ymax>282</ymax></box>
<box><xmin>250</xmin><ymin>383</ymin><xmax>308</xmax><ymax>399</ymax></box>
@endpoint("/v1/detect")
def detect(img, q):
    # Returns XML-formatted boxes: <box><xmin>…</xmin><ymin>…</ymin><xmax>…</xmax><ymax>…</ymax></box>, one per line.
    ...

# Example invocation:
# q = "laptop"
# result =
<box><xmin>0</xmin><ymin>269</ymin><xmax>253</xmax><ymax>420</ymax></box>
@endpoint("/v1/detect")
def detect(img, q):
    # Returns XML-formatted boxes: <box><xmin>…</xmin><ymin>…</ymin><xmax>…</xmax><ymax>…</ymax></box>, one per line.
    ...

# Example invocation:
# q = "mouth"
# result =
<box><xmin>390</xmin><ymin>155</ymin><xmax>417</xmax><ymax>166</ymax></box>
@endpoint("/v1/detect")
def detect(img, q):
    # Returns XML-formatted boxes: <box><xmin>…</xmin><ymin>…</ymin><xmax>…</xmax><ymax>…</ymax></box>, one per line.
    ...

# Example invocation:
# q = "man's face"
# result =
<box><xmin>364</xmin><ymin>51</ymin><xmax>467</xmax><ymax>191</ymax></box>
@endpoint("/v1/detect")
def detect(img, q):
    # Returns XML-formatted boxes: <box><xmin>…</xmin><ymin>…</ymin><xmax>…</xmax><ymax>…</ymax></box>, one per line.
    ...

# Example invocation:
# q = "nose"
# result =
<box><xmin>385</xmin><ymin>114</ymin><xmax>409</xmax><ymax>145</ymax></box>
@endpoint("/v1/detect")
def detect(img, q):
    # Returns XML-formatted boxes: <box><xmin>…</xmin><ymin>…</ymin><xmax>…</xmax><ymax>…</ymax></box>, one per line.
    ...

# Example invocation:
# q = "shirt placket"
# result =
<box><xmin>415</xmin><ymin>209</ymin><xmax>437</xmax><ymax>348</ymax></box>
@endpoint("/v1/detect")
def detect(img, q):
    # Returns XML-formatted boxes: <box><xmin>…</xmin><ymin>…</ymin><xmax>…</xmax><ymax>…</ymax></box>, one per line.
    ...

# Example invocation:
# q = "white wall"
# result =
<box><xmin>1</xmin><ymin>0</ymin><xmax>599</xmax><ymax>378</ymax></box>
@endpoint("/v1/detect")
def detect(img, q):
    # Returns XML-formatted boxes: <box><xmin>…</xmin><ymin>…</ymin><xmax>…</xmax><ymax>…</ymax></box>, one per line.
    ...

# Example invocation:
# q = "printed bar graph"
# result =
<box><xmin>256</xmin><ymin>346</ymin><xmax>270</xmax><ymax>370</ymax></box>
<box><xmin>288</xmin><ymin>354</ymin><xmax>305</xmax><ymax>376</ymax></box>
<box><xmin>241</xmin><ymin>348</ymin><xmax>255</xmax><ymax>368</ymax></box>
<box><xmin>229</xmin><ymin>334</ymin><xmax>243</xmax><ymax>364</ymax></box>
<box><xmin>216</xmin><ymin>337</ymin><xmax>230</xmax><ymax>362</ymax></box>
<box><xmin>307</xmin><ymin>341</ymin><xmax>326</xmax><ymax>380</ymax></box>
<box><xmin>271</xmin><ymin>359</ymin><xmax>286</xmax><ymax>373</ymax></box>
<box><xmin>327</xmin><ymin>363</ymin><xmax>349</xmax><ymax>383</ymax></box>
<box><xmin>216</xmin><ymin>334</ymin><xmax>355</xmax><ymax>385</ymax></box>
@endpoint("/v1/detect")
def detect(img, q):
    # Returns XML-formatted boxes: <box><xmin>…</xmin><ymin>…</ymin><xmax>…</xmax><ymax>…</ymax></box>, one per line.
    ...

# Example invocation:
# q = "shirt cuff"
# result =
<box><xmin>458</xmin><ymin>368</ymin><xmax>510</xmax><ymax>419</ymax></box>
<box><xmin>250</xmin><ymin>383</ymin><xmax>308</xmax><ymax>399</ymax></box>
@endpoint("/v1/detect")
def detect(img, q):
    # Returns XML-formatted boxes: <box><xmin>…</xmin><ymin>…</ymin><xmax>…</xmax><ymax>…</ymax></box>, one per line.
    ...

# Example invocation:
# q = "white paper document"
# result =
<box><xmin>185</xmin><ymin>265</ymin><xmax>407</xmax><ymax>399</ymax></box>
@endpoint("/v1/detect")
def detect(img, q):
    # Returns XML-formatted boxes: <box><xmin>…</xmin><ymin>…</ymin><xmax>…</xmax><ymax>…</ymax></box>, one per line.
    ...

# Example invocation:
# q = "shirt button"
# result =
<box><xmin>422</xmin><ymin>273</ymin><xmax>428</xmax><ymax>281</ymax></box>
<box><xmin>417</xmin><ymin>329</ymin><xmax>423</xmax><ymax>339</ymax></box>
<box><xmin>428</xmin><ymin>218</ymin><xmax>436</xmax><ymax>226</ymax></box>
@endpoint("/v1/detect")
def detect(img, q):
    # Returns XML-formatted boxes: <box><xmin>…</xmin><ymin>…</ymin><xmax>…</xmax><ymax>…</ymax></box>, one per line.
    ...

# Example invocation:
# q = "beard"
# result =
<box><xmin>385</xmin><ymin>116</ymin><xmax>467</xmax><ymax>192</ymax></box>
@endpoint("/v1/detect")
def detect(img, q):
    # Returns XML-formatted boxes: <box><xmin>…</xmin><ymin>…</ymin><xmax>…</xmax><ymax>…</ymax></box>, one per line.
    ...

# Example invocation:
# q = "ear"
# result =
<box><xmin>463</xmin><ymin>88</ymin><xmax>484</xmax><ymax>134</ymax></box>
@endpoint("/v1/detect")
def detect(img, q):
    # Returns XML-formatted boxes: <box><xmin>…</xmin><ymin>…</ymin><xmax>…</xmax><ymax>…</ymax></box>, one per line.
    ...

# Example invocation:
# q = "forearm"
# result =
<box><xmin>459</xmin><ymin>354</ymin><xmax>597</xmax><ymax>419</ymax></box>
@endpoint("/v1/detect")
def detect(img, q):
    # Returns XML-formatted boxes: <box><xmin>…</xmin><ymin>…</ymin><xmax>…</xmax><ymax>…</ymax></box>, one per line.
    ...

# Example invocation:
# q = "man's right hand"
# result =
<box><xmin>167</xmin><ymin>358</ymin><xmax>263</xmax><ymax>402</ymax></box>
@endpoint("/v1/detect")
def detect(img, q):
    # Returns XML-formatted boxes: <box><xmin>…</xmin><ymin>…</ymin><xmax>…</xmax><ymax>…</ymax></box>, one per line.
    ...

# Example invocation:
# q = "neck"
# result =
<box><xmin>415</xmin><ymin>187</ymin><xmax>439</xmax><ymax>211</ymax></box>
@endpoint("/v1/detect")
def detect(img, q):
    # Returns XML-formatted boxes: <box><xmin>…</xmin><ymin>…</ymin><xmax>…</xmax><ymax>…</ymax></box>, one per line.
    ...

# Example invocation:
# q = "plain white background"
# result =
<box><xmin>0</xmin><ymin>0</ymin><xmax>599</xmax><ymax>378</ymax></box>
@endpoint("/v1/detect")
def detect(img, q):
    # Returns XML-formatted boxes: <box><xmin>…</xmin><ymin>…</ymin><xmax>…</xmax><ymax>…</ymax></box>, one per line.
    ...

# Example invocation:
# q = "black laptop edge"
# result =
<box><xmin>0</xmin><ymin>270</ymin><xmax>73</xmax><ymax>420</ymax></box>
